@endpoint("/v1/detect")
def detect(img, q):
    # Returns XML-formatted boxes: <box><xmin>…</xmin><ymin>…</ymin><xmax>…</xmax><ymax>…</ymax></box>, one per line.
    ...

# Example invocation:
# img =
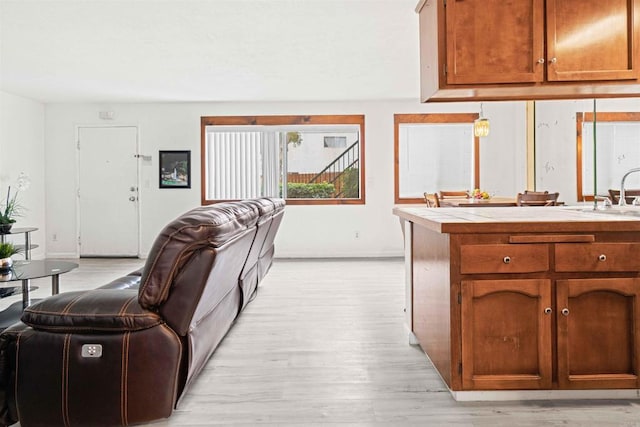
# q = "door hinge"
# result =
<box><xmin>77</xmin><ymin>189</ymin><xmax>80</xmax><ymax>198</ymax></box>
<box><xmin>443</xmin><ymin>0</ymin><xmax>446</xmax><ymax>7</ymax></box>
<box><xmin>458</xmin><ymin>362</ymin><xmax>462</xmax><ymax>374</ymax></box>
<box><xmin>78</xmin><ymin>236</ymin><xmax>81</xmax><ymax>245</ymax></box>
<box><xmin>457</xmin><ymin>292</ymin><xmax>461</xmax><ymax>304</ymax></box>
<box><xmin>443</xmin><ymin>64</ymin><xmax>447</xmax><ymax>75</ymax></box>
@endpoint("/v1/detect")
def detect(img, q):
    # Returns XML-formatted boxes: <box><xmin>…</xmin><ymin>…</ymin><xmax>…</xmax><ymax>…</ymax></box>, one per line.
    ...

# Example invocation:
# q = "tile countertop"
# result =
<box><xmin>392</xmin><ymin>205</ymin><xmax>640</xmax><ymax>234</ymax></box>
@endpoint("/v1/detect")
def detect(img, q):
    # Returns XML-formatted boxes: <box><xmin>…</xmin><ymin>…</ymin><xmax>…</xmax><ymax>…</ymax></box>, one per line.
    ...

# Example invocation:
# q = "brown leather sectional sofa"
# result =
<box><xmin>0</xmin><ymin>198</ymin><xmax>285</xmax><ymax>426</ymax></box>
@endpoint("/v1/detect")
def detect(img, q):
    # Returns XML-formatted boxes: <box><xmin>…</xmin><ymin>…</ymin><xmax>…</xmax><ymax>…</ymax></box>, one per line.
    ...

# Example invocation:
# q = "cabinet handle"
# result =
<box><xmin>503</xmin><ymin>256</ymin><xmax>511</xmax><ymax>264</ymax></box>
<box><xmin>598</xmin><ymin>254</ymin><xmax>607</xmax><ymax>262</ymax></box>
<box><xmin>544</xmin><ymin>307</ymin><xmax>552</xmax><ymax>314</ymax></box>
<box><xmin>549</xmin><ymin>57</ymin><xmax>557</xmax><ymax>64</ymax></box>
<box><xmin>561</xmin><ymin>308</ymin><xmax>570</xmax><ymax>316</ymax></box>
<box><xmin>537</xmin><ymin>58</ymin><xmax>545</xmax><ymax>64</ymax></box>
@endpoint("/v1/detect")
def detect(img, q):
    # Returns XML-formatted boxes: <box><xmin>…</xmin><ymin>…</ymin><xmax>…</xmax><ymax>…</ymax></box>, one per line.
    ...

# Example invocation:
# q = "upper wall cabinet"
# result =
<box><xmin>546</xmin><ymin>0</ymin><xmax>636</xmax><ymax>82</ymax></box>
<box><xmin>417</xmin><ymin>0</ymin><xmax>640</xmax><ymax>102</ymax></box>
<box><xmin>445</xmin><ymin>0</ymin><xmax>545</xmax><ymax>85</ymax></box>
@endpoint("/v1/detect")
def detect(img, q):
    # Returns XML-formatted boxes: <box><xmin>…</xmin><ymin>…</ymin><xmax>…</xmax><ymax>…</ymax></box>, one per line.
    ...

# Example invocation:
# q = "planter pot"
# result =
<box><xmin>0</xmin><ymin>257</ymin><xmax>13</xmax><ymax>271</ymax></box>
<box><xmin>0</xmin><ymin>224</ymin><xmax>13</xmax><ymax>234</ymax></box>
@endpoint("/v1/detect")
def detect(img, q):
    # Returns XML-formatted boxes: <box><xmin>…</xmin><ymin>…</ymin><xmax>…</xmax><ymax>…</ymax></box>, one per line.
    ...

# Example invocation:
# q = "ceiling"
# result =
<box><xmin>0</xmin><ymin>0</ymin><xmax>420</xmax><ymax>104</ymax></box>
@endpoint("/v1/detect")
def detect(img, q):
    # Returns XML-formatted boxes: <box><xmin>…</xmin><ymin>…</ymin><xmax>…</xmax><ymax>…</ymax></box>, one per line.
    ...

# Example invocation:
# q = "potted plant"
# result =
<box><xmin>0</xmin><ymin>242</ymin><xmax>20</xmax><ymax>270</ymax></box>
<box><xmin>0</xmin><ymin>186</ymin><xmax>23</xmax><ymax>234</ymax></box>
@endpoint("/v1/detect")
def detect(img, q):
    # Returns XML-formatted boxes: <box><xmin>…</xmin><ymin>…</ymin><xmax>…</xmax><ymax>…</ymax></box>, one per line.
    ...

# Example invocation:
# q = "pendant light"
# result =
<box><xmin>474</xmin><ymin>103</ymin><xmax>490</xmax><ymax>137</ymax></box>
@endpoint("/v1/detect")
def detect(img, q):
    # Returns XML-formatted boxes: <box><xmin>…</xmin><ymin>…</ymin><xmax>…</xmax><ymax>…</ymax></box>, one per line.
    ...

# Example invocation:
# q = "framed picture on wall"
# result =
<box><xmin>159</xmin><ymin>150</ymin><xmax>191</xmax><ymax>189</ymax></box>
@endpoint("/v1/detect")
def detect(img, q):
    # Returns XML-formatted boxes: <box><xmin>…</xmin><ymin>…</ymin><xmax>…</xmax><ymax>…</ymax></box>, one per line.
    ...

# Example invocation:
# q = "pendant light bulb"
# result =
<box><xmin>474</xmin><ymin>103</ymin><xmax>490</xmax><ymax>137</ymax></box>
<box><xmin>474</xmin><ymin>118</ymin><xmax>490</xmax><ymax>137</ymax></box>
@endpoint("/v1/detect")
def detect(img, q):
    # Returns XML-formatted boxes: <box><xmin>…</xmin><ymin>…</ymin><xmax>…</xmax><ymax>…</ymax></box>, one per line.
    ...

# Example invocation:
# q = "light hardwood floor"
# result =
<box><xmin>4</xmin><ymin>258</ymin><xmax>640</xmax><ymax>426</ymax></box>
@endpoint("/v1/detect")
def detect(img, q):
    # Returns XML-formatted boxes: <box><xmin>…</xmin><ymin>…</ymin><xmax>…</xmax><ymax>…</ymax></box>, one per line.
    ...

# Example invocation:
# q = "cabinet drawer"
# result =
<box><xmin>555</xmin><ymin>243</ymin><xmax>640</xmax><ymax>272</ymax></box>
<box><xmin>460</xmin><ymin>244</ymin><xmax>549</xmax><ymax>274</ymax></box>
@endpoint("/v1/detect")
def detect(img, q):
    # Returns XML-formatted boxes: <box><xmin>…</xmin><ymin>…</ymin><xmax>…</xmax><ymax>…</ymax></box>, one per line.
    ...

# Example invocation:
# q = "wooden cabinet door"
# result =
<box><xmin>557</xmin><ymin>278</ymin><xmax>640</xmax><ymax>389</ymax></box>
<box><xmin>546</xmin><ymin>0</ymin><xmax>638</xmax><ymax>81</ymax></box>
<box><xmin>461</xmin><ymin>279</ymin><xmax>552</xmax><ymax>390</ymax></box>
<box><xmin>445</xmin><ymin>0</ymin><xmax>544</xmax><ymax>84</ymax></box>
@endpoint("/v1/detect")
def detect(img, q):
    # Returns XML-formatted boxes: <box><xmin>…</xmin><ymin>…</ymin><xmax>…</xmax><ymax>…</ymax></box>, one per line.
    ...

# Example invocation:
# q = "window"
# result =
<box><xmin>577</xmin><ymin>112</ymin><xmax>640</xmax><ymax>201</ymax></box>
<box><xmin>201</xmin><ymin>115</ymin><xmax>365</xmax><ymax>205</ymax></box>
<box><xmin>394</xmin><ymin>113</ymin><xmax>480</xmax><ymax>204</ymax></box>
<box><xmin>324</xmin><ymin>136</ymin><xmax>347</xmax><ymax>148</ymax></box>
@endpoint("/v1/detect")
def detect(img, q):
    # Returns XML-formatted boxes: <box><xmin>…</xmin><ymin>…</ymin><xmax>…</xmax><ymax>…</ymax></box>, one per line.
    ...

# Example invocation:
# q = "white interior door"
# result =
<box><xmin>78</xmin><ymin>126</ymin><xmax>139</xmax><ymax>257</ymax></box>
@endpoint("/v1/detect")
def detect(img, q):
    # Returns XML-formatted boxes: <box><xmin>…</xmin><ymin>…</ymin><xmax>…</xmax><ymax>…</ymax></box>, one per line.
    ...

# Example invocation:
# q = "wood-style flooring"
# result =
<box><xmin>3</xmin><ymin>258</ymin><xmax>640</xmax><ymax>426</ymax></box>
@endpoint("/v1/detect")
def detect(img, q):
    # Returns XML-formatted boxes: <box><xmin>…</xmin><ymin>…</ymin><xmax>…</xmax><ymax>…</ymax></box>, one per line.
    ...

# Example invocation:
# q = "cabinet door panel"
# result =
<box><xmin>445</xmin><ymin>0</ymin><xmax>544</xmax><ymax>84</ymax></box>
<box><xmin>557</xmin><ymin>278</ymin><xmax>640</xmax><ymax>389</ymax></box>
<box><xmin>461</xmin><ymin>279</ymin><xmax>552</xmax><ymax>390</ymax></box>
<box><xmin>546</xmin><ymin>0</ymin><xmax>638</xmax><ymax>81</ymax></box>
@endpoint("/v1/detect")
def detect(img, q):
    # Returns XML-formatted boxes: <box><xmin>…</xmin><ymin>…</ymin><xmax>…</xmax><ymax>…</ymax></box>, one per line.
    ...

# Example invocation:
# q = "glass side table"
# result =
<box><xmin>0</xmin><ymin>227</ymin><xmax>38</xmax><ymax>260</ymax></box>
<box><xmin>0</xmin><ymin>259</ymin><xmax>78</xmax><ymax>309</ymax></box>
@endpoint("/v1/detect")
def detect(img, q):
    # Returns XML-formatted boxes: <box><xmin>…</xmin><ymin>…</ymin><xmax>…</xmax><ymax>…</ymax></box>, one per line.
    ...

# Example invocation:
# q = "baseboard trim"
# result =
<box><xmin>45</xmin><ymin>252</ymin><xmax>78</xmax><ymax>259</ymax></box>
<box><xmin>450</xmin><ymin>388</ymin><xmax>640</xmax><ymax>401</ymax></box>
<box><xmin>420</xmin><ymin>348</ymin><xmax>640</xmax><ymax>402</ymax></box>
<box><xmin>45</xmin><ymin>253</ymin><xmax>148</xmax><ymax>260</ymax></box>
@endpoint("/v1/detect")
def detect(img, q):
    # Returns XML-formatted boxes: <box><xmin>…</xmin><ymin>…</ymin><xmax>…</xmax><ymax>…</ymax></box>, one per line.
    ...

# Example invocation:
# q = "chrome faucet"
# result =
<box><xmin>594</xmin><ymin>196</ymin><xmax>612</xmax><ymax>210</ymax></box>
<box><xmin>619</xmin><ymin>167</ymin><xmax>640</xmax><ymax>206</ymax></box>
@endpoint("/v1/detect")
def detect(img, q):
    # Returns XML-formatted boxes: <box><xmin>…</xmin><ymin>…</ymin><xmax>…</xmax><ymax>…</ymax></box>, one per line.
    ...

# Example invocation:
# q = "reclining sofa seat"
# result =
<box><xmin>0</xmin><ymin>198</ymin><xmax>285</xmax><ymax>427</ymax></box>
<box><xmin>239</xmin><ymin>198</ymin><xmax>285</xmax><ymax>310</ymax></box>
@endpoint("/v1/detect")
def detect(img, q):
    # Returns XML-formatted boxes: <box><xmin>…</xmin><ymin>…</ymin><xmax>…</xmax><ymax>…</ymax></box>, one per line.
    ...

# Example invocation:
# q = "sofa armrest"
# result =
<box><xmin>21</xmin><ymin>289</ymin><xmax>162</xmax><ymax>333</ymax></box>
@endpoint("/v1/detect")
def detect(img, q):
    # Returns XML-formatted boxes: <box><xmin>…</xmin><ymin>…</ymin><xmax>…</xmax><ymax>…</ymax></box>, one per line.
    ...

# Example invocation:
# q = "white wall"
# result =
<box><xmin>0</xmin><ymin>91</ymin><xmax>46</xmax><ymax>258</ymax></box>
<box><xmin>9</xmin><ymin>95</ymin><xmax>639</xmax><ymax>260</ymax></box>
<box><xmin>44</xmin><ymin>100</ymin><xmax>525</xmax><ymax>259</ymax></box>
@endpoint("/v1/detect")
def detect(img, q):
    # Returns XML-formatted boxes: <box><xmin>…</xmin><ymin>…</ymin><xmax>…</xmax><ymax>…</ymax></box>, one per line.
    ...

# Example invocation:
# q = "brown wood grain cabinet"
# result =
<box><xmin>395</xmin><ymin>206</ymin><xmax>640</xmax><ymax>397</ymax></box>
<box><xmin>417</xmin><ymin>0</ymin><xmax>640</xmax><ymax>101</ymax></box>
<box><xmin>444</xmin><ymin>0</ymin><xmax>545</xmax><ymax>85</ymax></box>
<box><xmin>458</xmin><ymin>240</ymin><xmax>640</xmax><ymax>391</ymax></box>
<box><xmin>458</xmin><ymin>236</ymin><xmax>640</xmax><ymax>391</ymax></box>
<box><xmin>461</xmin><ymin>278</ymin><xmax>553</xmax><ymax>390</ymax></box>
<box><xmin>556</xmin><ymin>278</ymin><xmax>640</xmax><ymax>389</ymax></box>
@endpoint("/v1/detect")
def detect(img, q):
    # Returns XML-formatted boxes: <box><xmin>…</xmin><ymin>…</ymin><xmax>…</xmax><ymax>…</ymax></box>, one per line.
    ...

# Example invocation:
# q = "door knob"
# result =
<box><xmin>129</xmin><ymin>196</ymin><xmax>136</xmax><ymax>202</ymax></box>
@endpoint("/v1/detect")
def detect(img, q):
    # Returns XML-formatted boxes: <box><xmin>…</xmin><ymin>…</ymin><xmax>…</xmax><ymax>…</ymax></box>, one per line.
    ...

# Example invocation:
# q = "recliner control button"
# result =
<box><xmin>81</xmin><ymin>344</ymin><xmax>103</xmax><ymax>358</ymax></box>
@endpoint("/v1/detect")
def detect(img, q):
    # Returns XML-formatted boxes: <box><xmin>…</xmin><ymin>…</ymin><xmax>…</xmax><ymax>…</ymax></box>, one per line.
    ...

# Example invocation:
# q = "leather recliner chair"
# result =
<box><xmin>0</xmin><ymin>198</ymin><xmax>285</xmax><ymax>427</ymax></box>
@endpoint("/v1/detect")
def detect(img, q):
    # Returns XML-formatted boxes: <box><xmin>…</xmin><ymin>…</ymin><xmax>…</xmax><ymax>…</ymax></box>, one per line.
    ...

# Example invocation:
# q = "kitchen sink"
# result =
<box><xmin>567</xmin><ymin>206</ymin><xmax>640</xmax><ymax>217</ymax></box>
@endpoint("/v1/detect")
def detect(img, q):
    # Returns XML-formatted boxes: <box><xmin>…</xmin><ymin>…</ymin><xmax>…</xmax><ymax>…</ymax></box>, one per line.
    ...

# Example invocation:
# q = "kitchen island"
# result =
<box><xmin>394</xmin><ymin>205</ymin><xmax>640</xmax><ymax>400</ymax></box>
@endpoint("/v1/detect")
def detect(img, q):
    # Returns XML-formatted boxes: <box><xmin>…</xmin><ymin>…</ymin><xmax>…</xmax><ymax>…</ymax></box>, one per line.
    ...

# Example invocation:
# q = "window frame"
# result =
<box><xmin>576</xmin><ymin>112</ymin><xmax>640</xmax><ymax>202</ymax></box>
<box><xmin>200</xmin><ymin>114</ymin><xmax>366</xmax><ymax>205</ymax></box>
<box><xmin>393</xmin><ymin>113</ymin><xmax>480</xmax><ymax>204</ymax></box>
